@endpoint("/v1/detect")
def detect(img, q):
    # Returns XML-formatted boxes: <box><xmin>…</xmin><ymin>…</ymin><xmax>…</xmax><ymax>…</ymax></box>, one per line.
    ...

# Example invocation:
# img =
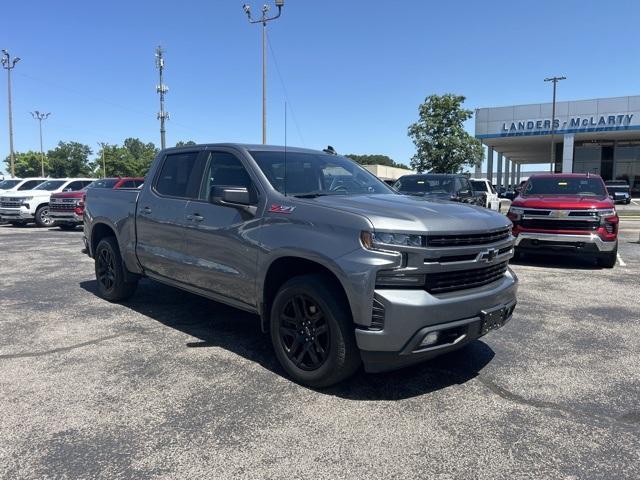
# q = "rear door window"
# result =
<box><xmin>154</xmin><ymin>151</ymin><xmax>203</xmax><ymax>198</ymax></box>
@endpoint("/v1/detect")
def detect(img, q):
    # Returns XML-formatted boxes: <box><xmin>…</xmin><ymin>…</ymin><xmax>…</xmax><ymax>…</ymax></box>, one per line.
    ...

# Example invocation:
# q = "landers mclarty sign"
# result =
<box><xmin>501</xmin><ymin>114</ymin><xmax>634</xmax><ymax>133</ymax></box>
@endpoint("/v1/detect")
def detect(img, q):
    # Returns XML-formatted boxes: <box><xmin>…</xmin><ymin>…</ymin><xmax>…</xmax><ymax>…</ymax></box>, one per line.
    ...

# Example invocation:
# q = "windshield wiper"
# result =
<box><xmin>292</xmin><ymin>191</ymin><xmax>330</xmax><ymax>198</ymax></box>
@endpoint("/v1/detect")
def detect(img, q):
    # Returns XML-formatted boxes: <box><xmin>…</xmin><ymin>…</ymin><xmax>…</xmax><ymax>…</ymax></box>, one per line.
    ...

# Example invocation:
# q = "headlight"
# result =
<box><xmin>596</xmin><ymin>209</ymin><xmax>615</xmax><ymax>217</ymax></box>
<box><xmin>507</xmin><ymin>207</ymin><xmax>524</xmax><ymax>221</ymax></box>
<box><xmin>361</xmin><ymin>231</ymin><xmax>423</xmax><ymax>249</ymax></box>
<box><xmin>14</xmin><ymin>197</ymin><xmax>32</xmax><ymax>204</ymax></box>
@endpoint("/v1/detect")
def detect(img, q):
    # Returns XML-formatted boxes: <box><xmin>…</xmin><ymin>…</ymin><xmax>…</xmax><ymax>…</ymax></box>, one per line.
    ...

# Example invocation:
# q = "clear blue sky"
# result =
<box><xmin>1</xmin><ymin>0</ymin><xmax>639</xmax><ymax>176</ymax></box>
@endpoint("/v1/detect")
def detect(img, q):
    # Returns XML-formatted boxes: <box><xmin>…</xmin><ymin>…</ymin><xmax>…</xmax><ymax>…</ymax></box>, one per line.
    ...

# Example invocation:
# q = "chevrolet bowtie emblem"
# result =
<box><xmin>480</xmin><ymin>248</ymin><xmax>498</xmax><ymax>262</ymax></box>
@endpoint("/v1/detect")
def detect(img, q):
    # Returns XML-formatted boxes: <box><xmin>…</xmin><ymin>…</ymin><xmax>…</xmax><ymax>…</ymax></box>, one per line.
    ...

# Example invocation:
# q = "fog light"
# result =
<box><xmin>420</xmin><ymin>331</ymin><xmax>439</xmax><ymax>347</ymax></box>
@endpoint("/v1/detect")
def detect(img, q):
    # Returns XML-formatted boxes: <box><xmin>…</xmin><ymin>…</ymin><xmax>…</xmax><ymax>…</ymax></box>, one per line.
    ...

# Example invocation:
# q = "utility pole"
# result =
<box><xmin>155</xmin><ymin>46</ymin><xmax>169</xmax><ymax>150</ymax></box>
<box><xmin>31</xmin><ymin>111</ymin><xmax>50</xmax><ymax>177</ymax></box>
<box><xmin>2</xmin><ymin>49</ymin><xmax>20</xmax><ymax>178</ymax></box>
<box><xmin>242</xmin><ymin>1</ymin><xmax>284</xmax><ymax>144</ymax></box>
<box><xmin>97</xmin><ymin>142</ymin><xmax>107</xmax><ymax>178</ymax></box>
<box><xmin>544</xmin><ymin>76</ymin><xmax>566</xmax><ymax>173</ymax></box>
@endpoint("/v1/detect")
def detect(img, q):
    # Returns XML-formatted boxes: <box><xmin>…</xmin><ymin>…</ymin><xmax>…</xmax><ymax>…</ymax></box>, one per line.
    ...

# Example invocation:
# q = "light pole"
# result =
<box><xmin>242</xmin><ymin>0</ymin><xmax>284</xmax><ymax>145</ymax></box>
<box><xmin>31</xmin><ymin>111</ymin><xmax>50</xmax><ymax>177</ymax></box>
<box><xmin>155</xmin><ymin>46</ymin><xmax>169</xmax><ymax>150</ymax></box>
<box><xmin>97</xmin><ymin>142</ymin><xmax>107</xmax><ymax>178</ymax></box>
<box><xmin>2</xmin><ymin>49</ymin><xmax>20</xmax><ymax>178</ymax></box>
<box><xmin>544</xmin><ymin>76</ymin><xmax>566</xmax><ymax>173</ymax></box>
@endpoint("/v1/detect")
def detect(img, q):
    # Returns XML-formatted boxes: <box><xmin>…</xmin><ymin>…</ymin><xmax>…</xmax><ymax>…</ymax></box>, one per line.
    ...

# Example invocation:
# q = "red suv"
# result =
<box><xmin>508</xmin><ymin>173</ymin><xmax>618</xmax><ymax>268</ymax></box>
<box><xmin>49</xmin><ymin>177</ymin><xmax>144</xmax><ymax>230</ymax></box>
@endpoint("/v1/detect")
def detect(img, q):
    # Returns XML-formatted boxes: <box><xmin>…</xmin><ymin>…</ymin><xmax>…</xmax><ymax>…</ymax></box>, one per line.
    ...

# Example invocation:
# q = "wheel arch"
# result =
<box><xmin>260</xmin><ymin>255</ymin><xmax>353</xmax><ymax>333</ymax></box>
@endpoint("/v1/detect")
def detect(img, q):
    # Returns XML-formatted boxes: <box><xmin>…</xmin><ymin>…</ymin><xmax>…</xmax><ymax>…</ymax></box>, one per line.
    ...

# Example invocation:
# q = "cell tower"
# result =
<box><xmin>155</xmin><ymin>46</ymin><xmax>169</xmax><ymax>149</ymax></box>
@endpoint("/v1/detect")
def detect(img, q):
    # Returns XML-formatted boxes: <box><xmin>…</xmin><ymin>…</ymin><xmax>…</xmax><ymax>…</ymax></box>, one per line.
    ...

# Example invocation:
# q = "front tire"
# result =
<box><xmin>58</xmin><ymin>223</ymin><xmax>78</xmax><ymax>231</ymax></box>
<box><xmin>597</xmin><ymin>247</ymin><xmax>617</xmax><ymax>269</ymax></box>
<box><xmin>94</xmin><ymin>236</ymin><xmax>138</xmax><ymax>301</ymax></box>
<box><xmin>270</xmin><ymin>274</ymin><xmax>361</xmax><ymax>388</ymax></box>
<box><xmin>34</xmin><ymin>205</ymin><xmax>55</xmax><ymax>228</ymax></box>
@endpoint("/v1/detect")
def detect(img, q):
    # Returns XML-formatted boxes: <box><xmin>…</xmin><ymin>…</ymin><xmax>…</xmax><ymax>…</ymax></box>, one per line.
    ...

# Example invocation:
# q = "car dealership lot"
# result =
<box><xmin>1</xmin><ymin>224</ymin><xmax>639</xmax><ymax>479</ymax></box>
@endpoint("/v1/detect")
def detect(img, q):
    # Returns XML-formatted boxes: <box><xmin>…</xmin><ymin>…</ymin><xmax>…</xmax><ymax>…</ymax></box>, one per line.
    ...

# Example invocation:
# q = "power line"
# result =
<box><xmin>265</xmin><ymin>31</ymin><xmax>306</xmax><ymax>146</ymax></box>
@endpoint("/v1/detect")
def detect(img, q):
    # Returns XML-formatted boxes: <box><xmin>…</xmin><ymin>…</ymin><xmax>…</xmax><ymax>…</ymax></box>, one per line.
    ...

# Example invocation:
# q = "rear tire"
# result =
<box><xmin>94</xmin><ymin>236</ymin><xmax>138</xmax><ymax>301</ymax></box>
<box><xmin>34</xmin><ymin>205</ymin><xmax>55</xmax><ymax>228</ymax></box>
<box><xmin>270</xmin><ymin>274</ymin><xmax>361</xmax><ymax>388</ymax></box>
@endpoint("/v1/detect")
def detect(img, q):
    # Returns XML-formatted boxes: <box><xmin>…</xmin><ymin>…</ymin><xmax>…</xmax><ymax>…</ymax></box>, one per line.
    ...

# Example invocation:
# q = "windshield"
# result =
<box><xmin>394</xmin><ymin>175</ymin><xmax>455</xmax><ymax>195</ymax></box>
<box><xmin>606</xmin><ymin>185</ymin><xmax>629</xmax><ymax>193</ymax></box>
<box><xmin>470</xmin><ymin>180</ymin><xmax>489</xmax><ymax>192</ymax></box>
<box><xmin>0</xmin><ymin>179</ymin><xmax>21</xmax><ymax>189</ymax></box>
<box><xmin>33</xmin><ymin>180</ymin><xmax>66</xmax><ymax>191</ymax></box>
<box><xmin>250</xmin><ymin>151</ymin><xmax>392</xmax><ymax>197</ymax></box>
<box><xmin>524</xmin><ymin>177</ymin><xmax>607</xmax><ymax>196</ymax></box>
<box><xmin>91</xmin><ymin>179</ymin><xmax>119</xmax><ymax>189</ymax></box>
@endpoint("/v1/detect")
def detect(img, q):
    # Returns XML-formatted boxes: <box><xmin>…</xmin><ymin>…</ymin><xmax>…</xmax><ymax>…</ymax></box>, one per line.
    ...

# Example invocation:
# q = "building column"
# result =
<box><xmin>516</xmin><ymin>163</ymin><xmax>521</xmax><ymax>183</ymax></box>
<box><xmin>496</xmin><ymin>152</ymin><xmax>503</xmax><ymax>190</ymax></box>
<box><xmin>487</xmin><ymin>146</ymin><xmax>494</xmax><ymax>183</ymax></box>
<box><xmin>562</xmin><ymin>133</ymin><xmax>575</xmax><ymax>173</ymax></box>
<box><xmin>511</xmin><ymin>160</ymin><xmax>517</xmax><ymax>186</ymax></box>
<box><xmin>504</xmin><ymin>156</ymin><xmax>510</xmax><ymax>189</ymax></box>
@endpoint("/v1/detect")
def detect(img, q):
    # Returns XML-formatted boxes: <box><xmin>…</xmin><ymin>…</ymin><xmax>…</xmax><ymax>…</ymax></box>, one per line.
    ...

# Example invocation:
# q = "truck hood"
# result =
<box><xmin>306</xmin><ymin>194</ymin><xmax>510</xmax><ymax>234</ymax></box>
<box><xmin>51</xmin><ymin>191</ymin><xmax>84</xmax><ymax>199</ymax></box>
<box><xmin>512</xmin><ymin>194</ymin><xmax>613</xmax><ymax>210</ymax></box>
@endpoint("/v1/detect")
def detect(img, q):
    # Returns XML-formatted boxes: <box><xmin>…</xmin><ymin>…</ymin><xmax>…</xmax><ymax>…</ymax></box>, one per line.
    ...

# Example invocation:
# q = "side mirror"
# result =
<box><xmin>210</xmin><ymin>186</ymin><xmax>257</xmax><ymax>214</ymax></box>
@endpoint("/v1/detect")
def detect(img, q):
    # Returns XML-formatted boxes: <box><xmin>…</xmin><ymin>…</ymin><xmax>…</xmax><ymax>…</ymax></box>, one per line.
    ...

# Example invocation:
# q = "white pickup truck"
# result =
<box><xmin>0</xmin><ymin>177</ymin><xmax>47</xmax><ymax>194</ymax></box>
<box><xmin>0</xmin><ymin>178</ymin><xmax>94</xmax><ymax>227</ymax></box>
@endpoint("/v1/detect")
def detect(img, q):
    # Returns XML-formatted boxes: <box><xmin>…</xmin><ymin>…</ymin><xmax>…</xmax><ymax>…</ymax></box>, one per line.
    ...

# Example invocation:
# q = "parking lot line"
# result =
<box><xmin>617</xmin><ymin>253</ymin><xmax>627</xmax><ymax>267</ymax></box>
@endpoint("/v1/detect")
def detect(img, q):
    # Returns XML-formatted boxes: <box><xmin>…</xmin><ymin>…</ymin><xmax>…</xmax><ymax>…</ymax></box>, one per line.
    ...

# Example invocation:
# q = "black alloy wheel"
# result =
<box><xmin>278</xmin><ymin>294</ymin><xmax>330</xmax><ymax>371</ymax></box>
<box><xmin>96</xmin><ymin>247</ymin><xmax>116</xmax><ymax>293</ymax></box>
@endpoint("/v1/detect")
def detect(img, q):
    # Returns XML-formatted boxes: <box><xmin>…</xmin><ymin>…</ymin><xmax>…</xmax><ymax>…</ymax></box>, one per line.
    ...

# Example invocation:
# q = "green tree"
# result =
<box><xmin>345</xmin><ymin>154</ymin><xmax>410</xmax><ymax>170</ymax></box>
<box><xmin>95</xmin><ymin>138</ymin><xmax>158</xmax><ymax>177</ymax></box>
<box><xmin>175</xmin><ymin>140</ymin><xmax>197</xmax><ymax>147</ymax></box>
<box><xmin>3</xmin><ymin>151</ymin><xmax>49</xmax><ymax>177</ymax></box>
<box><xmin>408</xmin><ymin>94</ymin><xmax>483</xmax><ymax>173</ymax></box>
<box><xmin>47</xmin><ymin>142</ymin><xmax>94</xmax><ymax>178</ymax></box>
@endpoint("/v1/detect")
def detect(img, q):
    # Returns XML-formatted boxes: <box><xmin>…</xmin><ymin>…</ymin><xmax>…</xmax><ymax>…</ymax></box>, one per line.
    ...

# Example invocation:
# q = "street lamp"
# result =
<box><xmin>2</xmin><ymin>49</ymin><xmax>20</xmax><ymax>178</ymax></box>
<box><xmin>544</xmin><ymin>76</ymin><xmax>566</xmax><ymax>173</ymax></box>
<box><xmin>242</xmin><ymin>0</ymin><xmax>285</xmax><ymax>144</ymax></box>
<box><xmin>97</xmin><ymin>142</ymin><xmax>107</xmax><ymax>178</ymax></box>
<box><xmin>31</xmin><ymin>111</ymin><xmax>51</xmax><ymax>177</ymax></box>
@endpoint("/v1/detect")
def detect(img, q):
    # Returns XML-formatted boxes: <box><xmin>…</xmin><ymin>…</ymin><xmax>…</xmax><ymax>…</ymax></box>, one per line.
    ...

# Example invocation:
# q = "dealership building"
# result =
<box><xmin>475</xmin><ymin>95</ymin><xmax>640</xmax><ymax>194</ymax></box>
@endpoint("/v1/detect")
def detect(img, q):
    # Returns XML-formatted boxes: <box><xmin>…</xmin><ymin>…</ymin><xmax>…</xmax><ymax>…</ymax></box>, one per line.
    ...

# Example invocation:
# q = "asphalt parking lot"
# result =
<box><xmin>1</xmin><ymin>222</ymin><xmax>639</xmax><ymax>479</ymax></box>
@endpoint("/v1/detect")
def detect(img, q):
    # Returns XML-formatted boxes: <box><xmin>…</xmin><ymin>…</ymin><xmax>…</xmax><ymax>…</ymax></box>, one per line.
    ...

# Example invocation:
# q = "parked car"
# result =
<box><xmin>0</xmin><ymin>177</ymin><xmax>47</xmax><ymax>194</ymax></box>
<box><xmin>84</xmin><ymin>144</ymin><xmax>518</xmax><ymax>387</ymax></box>
<box><xmin>0</xmin><ymin>178</ymin><xmax>94</xmax><ymax>227</ymax></box>
<box><xmin>393</xmin><ymin>174</ymin><xmax>484</xmax><ymax>206</ymax></box>
<box><xmin>470</xmin><ymin>179</ymin><xmax>500</xmax><ymax>211</ymax></box>
<box><xmin>605</xmin><ymin>180</ymin><xmax>632</xmax><ymax>204</ymax></box>
<box><xmin>508</xmin><ymin>173</ymin><xmax>618</xmax><ymax>267</ymax></box>
<box><xmin>49</xmin><ymin>177</ymin><xmax>145</xmax><ymax>230</ymax></box>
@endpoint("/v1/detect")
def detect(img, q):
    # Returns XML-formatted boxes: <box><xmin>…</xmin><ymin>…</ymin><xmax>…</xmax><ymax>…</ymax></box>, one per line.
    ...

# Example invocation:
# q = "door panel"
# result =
<box><xmin>181</xmin><ymin>150</ymin><xmax>262</xmax><ymax>307</ymax></box>
<box><xmin>135</xmin><ymin>150</ymin><xmax>204</xmax><ymax>282</ymax></box>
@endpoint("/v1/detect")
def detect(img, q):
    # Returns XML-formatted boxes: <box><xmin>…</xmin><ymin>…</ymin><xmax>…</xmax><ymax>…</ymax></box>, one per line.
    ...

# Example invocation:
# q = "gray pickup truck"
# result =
<box><xmin>84</xmin><ymin>144</ymin><xmax>518</xmax><ymax>387</ymax></box>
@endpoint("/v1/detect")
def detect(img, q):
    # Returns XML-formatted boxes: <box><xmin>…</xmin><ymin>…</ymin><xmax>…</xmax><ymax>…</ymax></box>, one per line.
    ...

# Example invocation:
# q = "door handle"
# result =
<box><xmin>141</xmin><ymin>206</ymin><xmax>152</xmax><ymax>215</ymax></box>
<box><xmin>187</xmin><ymin>213</ymin><xmax>204</xmax><ymax>222</ymax></box>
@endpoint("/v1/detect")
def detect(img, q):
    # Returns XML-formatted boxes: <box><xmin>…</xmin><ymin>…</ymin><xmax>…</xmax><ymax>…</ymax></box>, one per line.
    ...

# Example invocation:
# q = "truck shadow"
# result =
<box><xmin>80</xmin><ymin>279</ymin><xmax>494</xmax><ymax>401</ymax></box>
<box><xmin>510</xmin><ymin>253</ymin><xmax>604</xmax><ymax>270</ymax></box>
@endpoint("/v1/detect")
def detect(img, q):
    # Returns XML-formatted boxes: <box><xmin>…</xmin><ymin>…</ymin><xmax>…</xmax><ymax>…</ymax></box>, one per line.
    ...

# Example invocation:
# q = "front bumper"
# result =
<box><xmin>49</xmin><ymin>210</ymin><xmax>83</xmax><ymax>223</ymax></box>
<box><xmin>0</xmin><ymin>206</ymin><xmax>34</xmax><ymax>221</ymax></box>
<box><xmin>514</xmin><ymin>231</ymin><xmax>617</xmax><ymax>253</ymax></box>
<box><xmin>356</xmin><ymin>269</ymin><xmax>518</xmax><ymax>372</ymax></box>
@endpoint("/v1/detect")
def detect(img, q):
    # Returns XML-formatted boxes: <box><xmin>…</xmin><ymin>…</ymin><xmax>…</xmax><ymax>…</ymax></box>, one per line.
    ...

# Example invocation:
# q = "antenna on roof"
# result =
<box><xmin>284</xmin><ymin>101</ymin><xmax>287</xmax><ymax>196</ymax></box>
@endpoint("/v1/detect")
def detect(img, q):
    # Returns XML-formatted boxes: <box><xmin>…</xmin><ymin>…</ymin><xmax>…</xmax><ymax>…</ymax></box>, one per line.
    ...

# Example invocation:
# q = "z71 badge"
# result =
<box><xmin>269</xmin><ymin>204</ymin><xmax>296</xmax><ymax>214</ymax></box>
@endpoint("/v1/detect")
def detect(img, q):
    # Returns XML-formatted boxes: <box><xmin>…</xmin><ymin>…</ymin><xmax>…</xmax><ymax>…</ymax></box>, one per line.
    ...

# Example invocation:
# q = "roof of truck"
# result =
<box><xmin>527</xmin><ymin>173</ymin><xmax>603</xmax><ymax>179</ymax></box>
<box><xmin>164</xmin><ymin>143</ymin><xmax>327</xmax><ymax>155</ymax></box>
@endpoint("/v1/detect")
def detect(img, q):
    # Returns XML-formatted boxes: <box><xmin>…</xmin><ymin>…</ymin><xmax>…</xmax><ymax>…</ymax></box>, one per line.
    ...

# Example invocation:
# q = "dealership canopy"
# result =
<box><xmin>475</xmin><ymin>95</ymin><xmax>640</xmax><ymax>193</ymax></box>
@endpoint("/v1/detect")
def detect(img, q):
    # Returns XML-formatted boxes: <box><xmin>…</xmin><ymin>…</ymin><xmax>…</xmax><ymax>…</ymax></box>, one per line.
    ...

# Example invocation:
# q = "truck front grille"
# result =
<box><xmin>426</xmin><ymin>227</ymin><xmax>510</xmax><ymax>247</ymax></box>
<box><xmin>425</xmin><ymin>261</ymin><xmax>508</xmax><ymax>294</ymax></box>
<box><xmin>520</xmin><ymin>219</ymin><xmax>598</xmax><ymax>231</ymax></box>
<box><xmin>0</xmin><ymin>201</ymin><xmax>21</xmax><ymax>208</ymax></box>
<box><xmin>370</xmin><ymin>298</ymin><xmax>385</xmax><ymax>330</ymax></box>
<box><xmin>50</xmin><ymin>203</ymin><xmax>75</xmax><ymax>211</ymax></box>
